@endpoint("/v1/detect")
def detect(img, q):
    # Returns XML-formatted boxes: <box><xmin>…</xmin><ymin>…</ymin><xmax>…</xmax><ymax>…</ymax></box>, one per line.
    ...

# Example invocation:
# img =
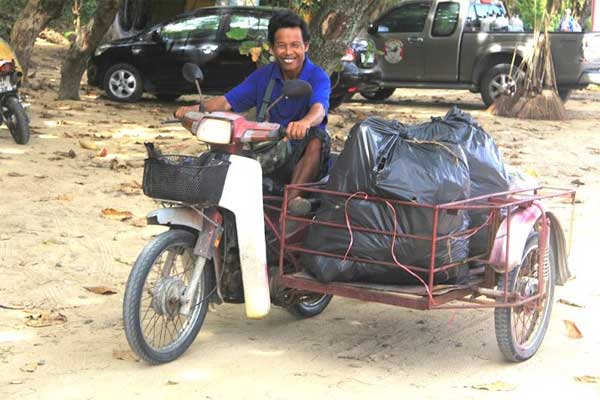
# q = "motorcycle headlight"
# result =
<box><xmin>194</xmin><ymin>117</ymin><xmax>232</xmax><ymax>144</ymax></box>
<box><xmin>94</xmin><ymin>44</ymin><xmax>111</xmax><ymax>57</ymax></box>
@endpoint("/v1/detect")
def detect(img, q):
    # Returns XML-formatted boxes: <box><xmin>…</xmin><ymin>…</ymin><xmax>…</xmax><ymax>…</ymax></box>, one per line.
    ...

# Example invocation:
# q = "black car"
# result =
<box><xmin>88</xmin><ymin>6</ymin><xmax>280</xmax><ymax>102</ymax></box>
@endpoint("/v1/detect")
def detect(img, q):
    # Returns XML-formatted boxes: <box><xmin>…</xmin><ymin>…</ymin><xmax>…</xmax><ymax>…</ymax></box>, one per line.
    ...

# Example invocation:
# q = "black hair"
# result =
<box><xmin>267</xmin><ymin>9</ymin><xmax>311</xmax><ymax>45</ymax></box>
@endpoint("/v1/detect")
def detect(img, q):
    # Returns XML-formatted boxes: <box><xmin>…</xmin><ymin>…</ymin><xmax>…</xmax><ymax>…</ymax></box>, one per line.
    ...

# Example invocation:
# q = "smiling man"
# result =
<box><xmin>176</xmin><ymin>9</ymin><xmax>331</xmax><ymax>214</ymax></box>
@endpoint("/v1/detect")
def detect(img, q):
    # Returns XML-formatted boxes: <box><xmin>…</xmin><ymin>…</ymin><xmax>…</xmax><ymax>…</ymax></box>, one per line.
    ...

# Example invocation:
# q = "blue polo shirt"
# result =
<box><xmin>224</xmin><ymin>56</ymin><xmax>330</xmax><ymax>131</ymax></box>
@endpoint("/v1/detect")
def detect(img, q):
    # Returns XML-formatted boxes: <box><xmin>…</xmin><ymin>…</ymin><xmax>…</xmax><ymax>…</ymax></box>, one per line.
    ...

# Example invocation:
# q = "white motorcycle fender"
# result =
<box><xmin>218</xmin><ymin>155</ymin><xmax>271</xmax><ymax>319</ymax></box>
<box><xmin>146</xmin><ymin>207</ymin><xmax>204</xmax><ymax>232</ymax></box>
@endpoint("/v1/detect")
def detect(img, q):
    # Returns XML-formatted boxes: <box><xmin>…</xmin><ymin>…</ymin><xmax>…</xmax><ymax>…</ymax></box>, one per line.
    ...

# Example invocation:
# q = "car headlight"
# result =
<box><xmin>94</xmin><ymin>44</ymin><xmax>111</xmax><ymax>57</ymax></box>
<box><xmin>194</xmin><ymin>117</ymin><xmax>232</xmax><ymax>144</ymax></box>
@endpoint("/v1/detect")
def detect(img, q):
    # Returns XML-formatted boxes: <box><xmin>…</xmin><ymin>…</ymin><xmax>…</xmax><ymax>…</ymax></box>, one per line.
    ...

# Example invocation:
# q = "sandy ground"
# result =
<box><xmin>1</xmin><ymin>40</ymin><xmax>599</xmax><ymax>399</ymax></box>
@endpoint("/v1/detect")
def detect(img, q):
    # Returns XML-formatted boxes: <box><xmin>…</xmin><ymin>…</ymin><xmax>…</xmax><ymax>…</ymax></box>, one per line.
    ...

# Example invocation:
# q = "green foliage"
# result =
<box><xmin>514</xmin><ymin>0</ymin><xmax>547</xmax><ymax>30</ymax></box>
<box><xmin>226</xmin><ymin>27</ymin><xmax>249</xmax><ymax>41</ymax></box>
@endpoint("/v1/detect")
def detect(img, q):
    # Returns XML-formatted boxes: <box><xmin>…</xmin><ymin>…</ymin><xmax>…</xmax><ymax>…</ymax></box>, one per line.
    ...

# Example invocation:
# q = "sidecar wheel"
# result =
<box><xmin>287</xmin><ymin>294</ymin><xmax>333</xmax><ymax>318</ymax></box>
<box><xmin>123</xmin><ymin>229</ymin><xmax>211</xmax><ymax>364</ymax></box>
<box><xmin>494</xmin><ymin>233</ymin><xmax>555</xmax><ymax>362</ymax></box>
<box><xmin>3</xmin><ymin>96</ymin><xmax>29</xmax><ymax>144</ymax></box>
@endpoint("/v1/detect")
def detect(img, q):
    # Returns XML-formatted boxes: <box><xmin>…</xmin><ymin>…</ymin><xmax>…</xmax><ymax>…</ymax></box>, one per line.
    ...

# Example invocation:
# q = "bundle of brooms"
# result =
<box><xmin>490</xmin><ymin>15</ymin><xmax>566</xmax><ymax>120</ymax></box>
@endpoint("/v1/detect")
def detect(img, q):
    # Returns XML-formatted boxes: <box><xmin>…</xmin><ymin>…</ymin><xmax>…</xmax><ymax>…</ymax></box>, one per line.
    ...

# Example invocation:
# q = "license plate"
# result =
<box><xmin>0</xmin><ymin>76</ymin><xmax>14</xmax><ymax>93</ymax></box>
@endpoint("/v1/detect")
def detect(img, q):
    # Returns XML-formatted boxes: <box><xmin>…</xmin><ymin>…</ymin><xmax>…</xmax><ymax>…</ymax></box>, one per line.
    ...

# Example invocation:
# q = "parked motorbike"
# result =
<box><xmin>123</xmin><ymin>63</ymin><xmax>332</xmax><ymax>364</ymax></box>
<box><xmin>0</xmin><ymin>59</ymin><xmax>29</xmax><ymax>145</ymax></box>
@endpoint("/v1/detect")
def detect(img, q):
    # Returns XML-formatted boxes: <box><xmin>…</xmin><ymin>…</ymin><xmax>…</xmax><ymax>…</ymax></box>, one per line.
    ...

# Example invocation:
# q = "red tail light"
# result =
<box><xmin>0</xmin><ymin>61</ymin><xmax>15</xmax><ymax>73</ymax></box>
<box><xmin>341</xmin><ymin>48</ymin><xmax>355</xmax><ymax>62</ymax></box>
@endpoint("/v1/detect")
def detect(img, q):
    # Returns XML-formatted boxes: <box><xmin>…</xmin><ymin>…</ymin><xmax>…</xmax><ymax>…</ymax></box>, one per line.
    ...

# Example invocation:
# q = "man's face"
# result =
<box><xmin>271</xmin><ymin>27</ymin><xmax>308</xmax><ymax>79</ymax></box>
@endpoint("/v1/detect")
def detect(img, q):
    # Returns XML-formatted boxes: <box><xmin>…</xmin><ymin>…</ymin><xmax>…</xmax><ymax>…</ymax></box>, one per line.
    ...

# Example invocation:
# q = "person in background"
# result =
<box><xmin>560</xmin><ymin>8</ymin><xmax>582</xmax><ymax>32</ymax></box>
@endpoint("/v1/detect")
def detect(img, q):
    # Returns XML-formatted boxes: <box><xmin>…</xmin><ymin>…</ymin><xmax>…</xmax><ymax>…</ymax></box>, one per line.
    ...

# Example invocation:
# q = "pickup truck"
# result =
<box><xmin>342</xmin><ymin>0</ymin><xmax>600</xmax><ymax>107</ymax></box>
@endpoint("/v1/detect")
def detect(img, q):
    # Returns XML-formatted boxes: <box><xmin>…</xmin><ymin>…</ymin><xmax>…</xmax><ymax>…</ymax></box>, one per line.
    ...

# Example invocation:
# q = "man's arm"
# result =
<box><xmin>286</xmin><ymin>103</ymin><xmax>325</xmax><ymax>140</ymax></box>
<box><xmin>174</xmin><ymin>96</ymin><xmax>232</xmax><ymax>119</ymax></box>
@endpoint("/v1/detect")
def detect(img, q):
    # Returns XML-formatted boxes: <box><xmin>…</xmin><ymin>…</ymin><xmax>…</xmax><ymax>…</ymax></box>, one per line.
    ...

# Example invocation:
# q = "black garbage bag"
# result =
<box><xmin>303</xmin><ymin>116</ymin><xmax>471</xmax><ymax>285</ymax></box>
<box><xmin>407</xmin><ymin>106</ymin><xmax>509</xmax><ymax>255</ymax></box>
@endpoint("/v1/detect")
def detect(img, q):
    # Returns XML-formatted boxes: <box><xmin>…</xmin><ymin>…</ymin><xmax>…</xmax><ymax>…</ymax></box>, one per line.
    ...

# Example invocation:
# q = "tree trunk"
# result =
<box><xmin>58</xmin><ymin>0</ymin><xmax>121</xmax><ymax>100</ymax></box>
<box><xmin>307</xmin><ymin>0</ymin><xmax>378</xmax><ymax>75</ymax></box>
<box><xmin>9</xmin><ymin>0</ymin><xmax>69</xmax><ymax>79</ymax></box>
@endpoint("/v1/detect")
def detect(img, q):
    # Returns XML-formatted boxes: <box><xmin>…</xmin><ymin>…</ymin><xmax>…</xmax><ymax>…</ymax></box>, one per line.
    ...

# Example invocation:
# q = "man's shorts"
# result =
<box><xmin>267</xmin><ymin>126</ymin><xmax>331</xmax><ymax>185</ymax></box>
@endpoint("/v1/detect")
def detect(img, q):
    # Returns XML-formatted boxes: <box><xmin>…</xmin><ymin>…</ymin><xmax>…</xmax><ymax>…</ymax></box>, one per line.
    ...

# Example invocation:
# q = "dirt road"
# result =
<box><xmin>1</xmin><ymin>40</ymin><xmax>599</xmax><ymax>399</ymax></box>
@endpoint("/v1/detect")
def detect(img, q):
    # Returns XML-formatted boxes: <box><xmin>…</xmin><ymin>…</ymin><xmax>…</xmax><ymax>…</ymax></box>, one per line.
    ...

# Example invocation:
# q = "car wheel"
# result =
<box><xmin>103</xmin><ymin>63</ymin><xmax>143</xmax><ymax>103</ymax></box>
<box><xmin>359</xmin><ymin>87</ymin><xmax>395</xmax><ymax>101</ymax></box>
<box><xmin>155</xmin><ymin>93</ymin><xmax>180</xmax><ymax>102</ymax></box>
<box><xmin>557</xmin><ymin>88</ymin><xmax>572</xmax><ymax>103</ymax></box>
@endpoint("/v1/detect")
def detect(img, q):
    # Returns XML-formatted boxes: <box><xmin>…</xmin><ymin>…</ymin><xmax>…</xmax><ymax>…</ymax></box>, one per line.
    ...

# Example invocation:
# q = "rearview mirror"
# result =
<box><xmin>182</xmin><ymin>63</ymin><xmax>204</xmax><ymax>84</ymax></box>
<box><xmin>367</xmin><ymin>22</ymin><xmax>378</xmax><ymax>35</ymax></box>
<box><xmin>282</xmin><ymin>80</ymin><xmax>312</xmax><ymax>98</ymax></box>
<box><xmin>150</xmin><ymin>29</ymin><xmax>162</xmax><ymax>42</ymax></box>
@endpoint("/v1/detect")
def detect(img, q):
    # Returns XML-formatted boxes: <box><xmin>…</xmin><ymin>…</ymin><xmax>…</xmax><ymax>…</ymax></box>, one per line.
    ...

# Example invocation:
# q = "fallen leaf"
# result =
<box><xmin>558</xmin><ymin>298</ymin><xmax>585</xmax><ymax>308</ymax></box>
<box><xmin>112</xmin><ymin>349</ymin><xmax>139</xmax><ymax>362</ymax></box>
<box><xmin>43</xmin><ymin>238</ymin><xmax>67</xmax><ymax>245</ymax></box>
<box><xmin>101</xmin><ymin>208</ymin><xmax>133</xmax><ymax>221</ymax></box>
<box><xmin>575</xmin><ymin>375</ymin><xmax>600</xmax><ymax>384</ymax></box>
<box><xmin>166</xmin><ymin>380</ymin><xmax>179</xmax><ymax>386</ymax></box>
<box><xmin>84</xmin><ymin>286</ymin><xmax>117</xmax><ymax>295</ymax></box>
<box><xmin>97</xmin><ymin>148</ymin><xmax>108</xmax><ymax>157</ymax></box>
<box><xmin>570</xmin><ymin>178</ymin><xmax>585</xmax><ymax>186</ymax></box>
<box><xmin>0</xmin><ymin>303</ymin><xmax>25</xmax><ymax>310</ymax></box>
<box><xmin>471</xmin><ymin>381</ymin><xmax>516</xmax><ymax>391</ymax></box>
<box><xmin>25</xmin><ymin>311</ymin><xmax>67</xmax><ymax>328</ymax></box>
<box><xmin>55</xmin><ymin>194</ymin><xmax>74</xmax><ymax>202</ymax></box>
<box><xmin>79</xmin><ymin>139</ymin><xmax>98</xmax><ymax>150</ymax></box>
<box><xmin>114</xmin><ymin>257</ymin><xmax>130</xmax><ymax>265</ymax></box>
<box><xmin>19</xmin><ymin>364</ymin><xmax>37</xmax><ymax>372</ymax></box>
<box><xmin>10</xmin><ymin>380</ymin><xmax>23</xmax><ymax>385</ymax></box>
<box><xmin>564</xmin><ymin>320</ymin><xmax>583</xmax><ymax>339</ymax></box>
<box><xmin>34</xmin><ymin>175</ymin><xmax>48</xmax><ymax>179</ymax></box>
<box><xmin>7</xmin><ymin>172</ymin><xmax>26</xmax><ymax>177</ymax></box>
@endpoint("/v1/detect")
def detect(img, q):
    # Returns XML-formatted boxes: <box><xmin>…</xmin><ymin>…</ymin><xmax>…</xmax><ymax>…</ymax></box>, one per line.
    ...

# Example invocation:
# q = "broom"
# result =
<box><xmin>491</xmin><ymin>14</ymin><xmax>566</xmax><ymax>120</ymax></box>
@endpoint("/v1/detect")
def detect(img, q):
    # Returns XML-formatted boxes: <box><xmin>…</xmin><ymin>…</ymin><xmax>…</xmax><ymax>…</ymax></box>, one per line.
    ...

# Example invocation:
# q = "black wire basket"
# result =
<box><xmin>142</xmin><ymin>154</ymin><xmax>229</xmax><ymax>205</ymax></box>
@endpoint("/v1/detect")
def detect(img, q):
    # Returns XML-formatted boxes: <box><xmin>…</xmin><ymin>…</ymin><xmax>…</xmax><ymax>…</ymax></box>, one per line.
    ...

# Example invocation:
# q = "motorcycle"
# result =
<box><xmin>123</xmin><ymin>63</ymin><xmax>333</xmax><ymax>364</ymax></box>
<box><xmin>0</xmin><ymin>58</ymin><xmax>29</xmax><ymax>145</ymax></box>
<box><xmin>123</xmin><ymin>64</ymin><xmax>575</xmax><ymax>366</ymax></box>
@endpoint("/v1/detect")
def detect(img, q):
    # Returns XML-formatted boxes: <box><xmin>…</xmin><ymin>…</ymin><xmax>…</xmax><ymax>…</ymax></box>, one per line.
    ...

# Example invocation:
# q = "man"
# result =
<box><xmin>559</xmin><ymin>8</ymin><xmax>582</xmax><ymax>32</ymax></box>
<box><xmin>176</xmin><ymin>9</ymin><xmax>331</xmax><ymax>215</ymax></box>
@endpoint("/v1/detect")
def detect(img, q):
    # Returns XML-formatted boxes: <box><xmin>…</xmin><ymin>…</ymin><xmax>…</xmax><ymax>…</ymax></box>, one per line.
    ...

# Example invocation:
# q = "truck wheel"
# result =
<box><xmin>360</xmin><ymin>87</ymin><xmax>395</xmax><ymax>101</ymax></box>
<box><xmin>557</xmin><ymin>88</ymin><xmax>572</xmax><ymax>102</ymax></box>
<box><xmin>480</xmin><ymin>63</ymin><xmax>520</xmax><ymax>107</ymax></box>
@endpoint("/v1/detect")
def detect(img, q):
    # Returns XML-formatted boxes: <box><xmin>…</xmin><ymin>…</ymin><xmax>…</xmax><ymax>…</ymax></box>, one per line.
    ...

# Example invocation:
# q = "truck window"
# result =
<box><xmin>377</xmin><ymin>2</ymin><xmax>431</xmax><ymax>33</ymax></box>
<box><xmin>432</xmin><ymin>2</ymin><xmax>460</xmax><ymax>36</ymax></box>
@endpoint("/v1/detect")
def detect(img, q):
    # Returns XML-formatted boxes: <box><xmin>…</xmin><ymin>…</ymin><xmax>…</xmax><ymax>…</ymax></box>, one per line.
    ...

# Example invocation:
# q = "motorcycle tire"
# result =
<box><xmin>3</xmin><ymin>96</ymin><xmax>30</xmax><ymax>145</ymax></box>
<box><xmin>360</xmin><ymin>87</ymin><xmax>395</xmax><ymax>101</ymax></box>
<box><xmin>287</xmin><ymin>294</ymin><xmax>333</xmax><ymax>318</ymax></box>
<box><xmin>123</xmin><ymin>229</ymin><xmax>212</xmax><ymax>364</ymax></box>
<box><xmin>494</xmin><ymin>232</ymin><xmax>555</xmax><ymax>362</ymax></box>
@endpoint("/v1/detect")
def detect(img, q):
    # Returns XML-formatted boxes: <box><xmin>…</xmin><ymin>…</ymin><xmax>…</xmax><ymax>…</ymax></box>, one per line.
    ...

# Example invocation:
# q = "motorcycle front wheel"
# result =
<box><xmin>123</xmin><ymin>229</ymin><xmax>212</xmax><ymax>364</ymax></box>
<box><xmin>3</xmin><ymin>96</ymin><xmax>29</xmax><ymax>144</ymax></box>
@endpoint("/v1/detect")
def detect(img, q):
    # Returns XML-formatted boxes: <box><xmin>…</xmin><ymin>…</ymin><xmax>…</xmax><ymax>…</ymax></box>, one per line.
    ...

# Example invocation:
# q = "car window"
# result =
<box><xmin>161</xmin><ymin>14</ymin><xmax>221</xmax><ymax>40</ymax></box>
<box><xmin>432</xmin><ymin>2</ymin><xmax>460</xmax><ymax>36</ymax></box>
<box><xmin>228</xmin><ymin>14</ymin><xmax>270</xmax><ymax>41</ymax></box>
<box><xmin>465</xmin><ymin>2</ymin><xmax>507</xmax><ymax>31</ymax></box>
<box><xmin>377</xmin><ymin>2</ymin><xmax>431</xmax><ymax>33</ymax></box>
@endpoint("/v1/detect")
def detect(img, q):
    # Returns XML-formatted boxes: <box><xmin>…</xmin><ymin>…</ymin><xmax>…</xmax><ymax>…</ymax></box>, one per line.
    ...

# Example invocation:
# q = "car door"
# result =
<box><xmin>217</xmin><ymin>11</ymin><xmax>271</xmax><ymax>90</ymax></box>
<box><xmin>424</xmin><ymin>1</ymin><xmax>462</xmax><ymax>81</ymax></box>
<box><xmin>371</xmin><ymin>1</ymin><xmax>431</xmax><ymax>81</ymax></box>
<box><xmin>146</xmin><ymin>12</ymin><xmax>224</xmax><ymax>92</ymax></box>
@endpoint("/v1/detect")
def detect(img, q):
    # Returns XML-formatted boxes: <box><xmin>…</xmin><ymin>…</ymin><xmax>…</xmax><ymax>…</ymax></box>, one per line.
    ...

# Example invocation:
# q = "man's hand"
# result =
<box><xmin>286</xmin><ymin>119</ymin><xmax>311</xmax><ymax>140</ymax></box>
<box><xmin>174</xmin><ymin>105</ymin><xmax>201</xmax><ymax>119</ymax></box>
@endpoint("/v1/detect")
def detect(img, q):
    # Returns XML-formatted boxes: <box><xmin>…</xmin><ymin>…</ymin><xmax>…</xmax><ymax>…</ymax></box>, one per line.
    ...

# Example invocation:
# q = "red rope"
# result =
<box><xmin>342</xmin><ymin>192</ymin><xmax>435</xmax><ymax>305</ymax></box>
